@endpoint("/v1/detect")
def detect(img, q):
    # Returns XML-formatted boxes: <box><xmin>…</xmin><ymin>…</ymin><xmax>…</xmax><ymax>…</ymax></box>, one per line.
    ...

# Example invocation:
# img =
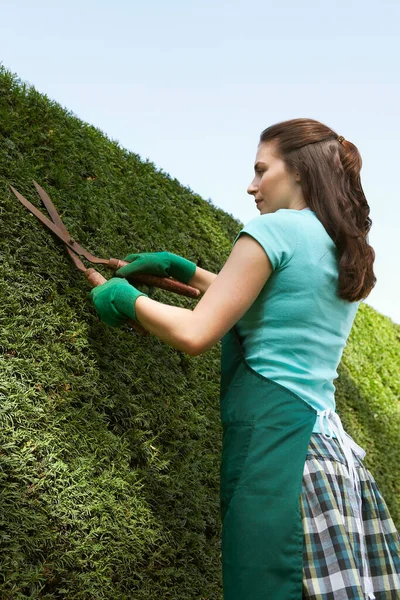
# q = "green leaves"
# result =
<box><xmin>0</xmin><ymin>65</ymin><xmax>226</xmax><ymax>599</ymax></box>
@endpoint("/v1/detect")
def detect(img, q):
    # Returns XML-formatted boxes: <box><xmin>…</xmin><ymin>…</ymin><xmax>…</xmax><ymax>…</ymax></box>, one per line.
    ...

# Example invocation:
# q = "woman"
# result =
<box><xmin>90</xmin><ymin>118</ymin><xmax>400</xmax><ymax>600</ymax></box>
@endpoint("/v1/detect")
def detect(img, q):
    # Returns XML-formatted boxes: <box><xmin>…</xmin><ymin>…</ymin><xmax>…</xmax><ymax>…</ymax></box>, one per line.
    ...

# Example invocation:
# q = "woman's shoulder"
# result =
<box><xmin>248</xmin><ymin>208</ymin><xmax>318</xmax><ymax>233</ymax></box>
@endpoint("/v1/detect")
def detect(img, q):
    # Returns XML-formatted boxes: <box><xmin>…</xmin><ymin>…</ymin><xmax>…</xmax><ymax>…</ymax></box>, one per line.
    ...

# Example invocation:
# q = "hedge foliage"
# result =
<box><xmin>0</xmin><ymin>65</ymin><xmax>399</xmax><ymax>599</ymax></box>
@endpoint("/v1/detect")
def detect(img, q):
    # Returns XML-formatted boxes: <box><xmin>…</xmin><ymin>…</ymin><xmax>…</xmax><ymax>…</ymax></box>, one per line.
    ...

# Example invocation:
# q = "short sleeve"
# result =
<box><xmin>233</xmin><ymin>209</ymin><xmax>299</xmax><ymax>271</ymax></box>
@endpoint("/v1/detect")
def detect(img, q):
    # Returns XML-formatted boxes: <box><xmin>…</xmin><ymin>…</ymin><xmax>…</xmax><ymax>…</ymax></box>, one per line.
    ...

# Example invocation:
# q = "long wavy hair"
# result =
<box><xmin>259</xmin><ymin>118</ymin><xmax>376</xmax><ymax>302</ymax></box>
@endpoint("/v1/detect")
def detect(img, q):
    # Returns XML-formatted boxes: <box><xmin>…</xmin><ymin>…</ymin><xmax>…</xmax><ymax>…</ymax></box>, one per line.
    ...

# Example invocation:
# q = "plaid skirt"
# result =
<box><xmin>301</xmin><ymin>433</ymin><xmax>400</xmax><ymax>600</ymax></box>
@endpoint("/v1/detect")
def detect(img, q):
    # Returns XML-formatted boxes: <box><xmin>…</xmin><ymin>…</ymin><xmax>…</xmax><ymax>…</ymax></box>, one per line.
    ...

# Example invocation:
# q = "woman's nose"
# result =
<box><xmin>247</xmin><ymin>181</ymin><xmax>257</xmax><ymax>195</ymax></box>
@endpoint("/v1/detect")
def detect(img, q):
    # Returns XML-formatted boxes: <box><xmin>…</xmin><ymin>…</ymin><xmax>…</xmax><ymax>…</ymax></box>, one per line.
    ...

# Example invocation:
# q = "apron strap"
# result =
<box><xmin>318</xmin><ymin>409</ymin><xmax>376</xmax><ymax>600</ymax></box>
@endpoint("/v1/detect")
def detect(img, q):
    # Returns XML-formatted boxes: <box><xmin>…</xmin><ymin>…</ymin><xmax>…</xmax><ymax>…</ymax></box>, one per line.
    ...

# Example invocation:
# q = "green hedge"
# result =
<box><xmin>0</xmin><ymin>65</ymin><xmax>399</xmax><ymax>599</ymax></box>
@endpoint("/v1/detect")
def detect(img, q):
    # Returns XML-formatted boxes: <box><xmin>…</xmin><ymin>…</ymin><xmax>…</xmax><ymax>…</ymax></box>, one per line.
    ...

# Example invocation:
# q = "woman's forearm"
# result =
<box><xmin>134</xmin><ymin>295</ymin><xmax>197</xmax><ymax>355</ymax></box>
<box><xmin>188</xmin><ymin>266</ymin><xmax>218</xmax><ymax>294</ymax></box>
<box><xmin>132</xmin><ymin>266</ymin><xmax>218</xmax><ymax>355</ymax></box>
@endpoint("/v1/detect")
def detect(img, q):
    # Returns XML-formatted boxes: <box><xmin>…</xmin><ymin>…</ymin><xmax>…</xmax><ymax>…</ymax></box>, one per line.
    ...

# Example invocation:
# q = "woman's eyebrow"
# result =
<box><xmin>254</xmin><ymin>161</ymin><xmax>267</xmax><ymax>170</ymax></box>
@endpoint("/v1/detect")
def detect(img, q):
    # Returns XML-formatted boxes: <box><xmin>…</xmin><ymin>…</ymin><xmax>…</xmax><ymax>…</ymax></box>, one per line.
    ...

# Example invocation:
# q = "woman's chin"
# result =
<box><xmin>258</xmin><ymin>204</ymin><xmax>272</xmax><ymax>214</ymax></box>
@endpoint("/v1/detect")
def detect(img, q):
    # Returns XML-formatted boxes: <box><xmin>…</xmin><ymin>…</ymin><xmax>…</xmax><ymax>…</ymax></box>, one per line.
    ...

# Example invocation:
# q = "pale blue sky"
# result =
<box><xmin>1</xmin><ymin>0</ymin><xmax>399</xmax><ymax>323</ymax></box>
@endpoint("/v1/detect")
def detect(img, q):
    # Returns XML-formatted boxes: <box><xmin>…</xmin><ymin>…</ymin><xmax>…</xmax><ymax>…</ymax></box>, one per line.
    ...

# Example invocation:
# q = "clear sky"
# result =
<box><xmin>1</xmin><ymin>0</ymin><xmax>399</xmax><ymax>323</ymax></box>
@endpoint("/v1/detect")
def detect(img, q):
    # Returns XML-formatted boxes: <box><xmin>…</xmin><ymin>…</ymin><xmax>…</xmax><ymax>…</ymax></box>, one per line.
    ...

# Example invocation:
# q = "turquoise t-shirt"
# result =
<box><xmin>233</xmin><ymin>207</ymin><xmax>360</xmax><ymax>435</ymax></box>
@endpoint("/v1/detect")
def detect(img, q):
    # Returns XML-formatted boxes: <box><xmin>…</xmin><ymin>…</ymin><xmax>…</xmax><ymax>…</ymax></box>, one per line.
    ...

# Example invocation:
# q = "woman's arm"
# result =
<box><xmin>187</xmin><ymin>266</ymin><xmax>218</xmax><ymax>294</ymax></box>
<box><xmin>134</xmin><ymin>234</ymin><xmax>272</xmax><ymax>355</ymax></box>
<box><xmin>126</xmin><ymin>267</ymin><xmax>217</xmax><ymax>354</ymax></box>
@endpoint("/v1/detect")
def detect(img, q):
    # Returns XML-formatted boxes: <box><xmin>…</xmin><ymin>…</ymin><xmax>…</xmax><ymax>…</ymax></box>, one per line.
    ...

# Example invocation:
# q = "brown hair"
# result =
<box><xmin>259</xmin><ymin>118</ymin><xmax>376</xmax><ymax>302</ymax></box>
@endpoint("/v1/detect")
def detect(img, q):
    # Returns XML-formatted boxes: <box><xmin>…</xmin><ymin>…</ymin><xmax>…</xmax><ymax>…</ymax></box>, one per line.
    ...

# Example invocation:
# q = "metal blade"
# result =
<box><xmin>31</xmin><ymin>180</ymin><xmax>87</xmax><ymax>272</ymax></box>
<box><xmin>9</xmin><ymin>184</ymin><xmax>106</xmax><ymax>265</ymax></box>
<box><xmin>32</xmin><ymin>180</ymin><xmax>68</xmax><ymax>236</ymax></box>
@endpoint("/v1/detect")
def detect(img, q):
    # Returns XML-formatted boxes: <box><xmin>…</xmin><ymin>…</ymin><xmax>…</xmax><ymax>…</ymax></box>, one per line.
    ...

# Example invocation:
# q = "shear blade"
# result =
<box><xmin>9</xmin><ymin>183</ymin><xmax>105</xmax><ymax>264</ymax></box>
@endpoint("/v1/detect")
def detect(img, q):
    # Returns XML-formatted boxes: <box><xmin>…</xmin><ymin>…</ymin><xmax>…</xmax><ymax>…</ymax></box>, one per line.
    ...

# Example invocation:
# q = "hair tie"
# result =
<box><xmin>337</xmin><ymin>135</ymin><xmax>345</xmax><ymax>144</ymax></box>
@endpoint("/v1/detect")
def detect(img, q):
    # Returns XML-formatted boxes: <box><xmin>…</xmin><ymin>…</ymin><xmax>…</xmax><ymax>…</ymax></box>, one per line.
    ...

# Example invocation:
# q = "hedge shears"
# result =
<box><xmin>9</xmin><ymin>181</ymin><xmax>200</xmax><ymax>336</ymax></box>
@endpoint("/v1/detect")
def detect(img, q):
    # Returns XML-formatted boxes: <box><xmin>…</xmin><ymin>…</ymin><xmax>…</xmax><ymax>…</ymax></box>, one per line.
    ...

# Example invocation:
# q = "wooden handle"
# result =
<box><xmin>85</xmin><ymin>268</ymin><xmax>148</xmax><ymax>336</ymax></box>
<box><xmin>108</xmin><ymin>258</ymin><xmax>201</xmax><ymax>299</ymax></box>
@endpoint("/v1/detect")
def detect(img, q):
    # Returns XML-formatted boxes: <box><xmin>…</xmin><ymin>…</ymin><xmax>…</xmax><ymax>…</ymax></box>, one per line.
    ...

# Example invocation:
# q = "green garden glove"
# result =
<box><xmin>115</xmin><ymin>251</ymin><xmax>197</xmax><ymax>284</ymax></box>
<box><xmin>90</xmin><ymin>278</ymin><xmax>148</xmax><ymax>327</ymax></box>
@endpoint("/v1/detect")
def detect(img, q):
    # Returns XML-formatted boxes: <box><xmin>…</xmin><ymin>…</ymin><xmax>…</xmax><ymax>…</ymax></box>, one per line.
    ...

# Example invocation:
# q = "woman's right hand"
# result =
<box><xmin>115</xmin><ymin>251</ymin><xmax>197</xmax><ymax>285</ymax></box>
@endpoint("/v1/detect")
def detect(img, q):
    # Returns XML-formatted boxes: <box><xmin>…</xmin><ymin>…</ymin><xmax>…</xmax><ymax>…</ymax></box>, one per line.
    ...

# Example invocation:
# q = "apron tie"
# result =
<box><xmin>318</xmin><ymin>409</ymin><xmax>376</xmax><ymax>600</ymax></box>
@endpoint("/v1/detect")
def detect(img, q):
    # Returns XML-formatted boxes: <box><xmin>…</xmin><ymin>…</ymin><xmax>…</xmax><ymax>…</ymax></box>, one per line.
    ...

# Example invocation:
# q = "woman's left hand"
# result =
<box><xmin>89</xmin><ymin>278</ymin><xmax>148</xmax><ymax>327</ymax></box>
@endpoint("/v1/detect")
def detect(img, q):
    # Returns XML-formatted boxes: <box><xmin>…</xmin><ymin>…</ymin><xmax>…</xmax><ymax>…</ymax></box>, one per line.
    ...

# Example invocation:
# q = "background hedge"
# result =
<box><xmin>0</xmin><ymin>65</ymin><xmax>399</xmax><ymax>599</ymax></box>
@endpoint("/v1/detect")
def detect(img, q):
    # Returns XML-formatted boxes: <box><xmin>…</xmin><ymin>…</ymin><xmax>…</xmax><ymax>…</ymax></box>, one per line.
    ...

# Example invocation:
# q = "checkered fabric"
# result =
<box><xmin>301</xmin><ymin>433</ymin><xmax>400</xmax><ymax>600</ymax></box>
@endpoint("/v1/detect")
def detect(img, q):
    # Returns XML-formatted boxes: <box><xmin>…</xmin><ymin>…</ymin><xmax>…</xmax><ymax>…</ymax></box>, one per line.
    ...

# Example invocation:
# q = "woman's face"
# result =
<box><xmin>247</xmin><ymin>142</ymin><xmax>307</xmax><ymax>214</ymax></box>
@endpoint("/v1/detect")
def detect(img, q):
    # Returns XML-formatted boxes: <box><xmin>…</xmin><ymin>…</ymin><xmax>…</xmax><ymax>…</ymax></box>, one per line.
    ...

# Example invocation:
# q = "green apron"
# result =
<box><xmin>220</xmin><ymin>325</ymin><xmax>318</xmax><ymax>600</ymax></box>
